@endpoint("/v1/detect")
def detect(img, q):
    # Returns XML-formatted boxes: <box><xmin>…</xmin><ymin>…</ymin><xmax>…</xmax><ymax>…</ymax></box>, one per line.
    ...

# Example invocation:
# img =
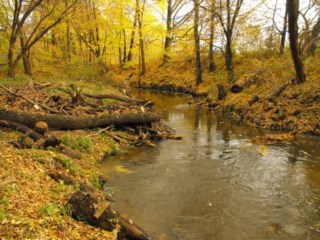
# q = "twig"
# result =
<box><xmin>0</xmin><ymin>177</ymin><xmax>17</xmax><ymax>189</ymax></box>
<box><xmin>0</xmin><ymin>84</ymin><xmax>59</xmax><ymax>114</ymax></box>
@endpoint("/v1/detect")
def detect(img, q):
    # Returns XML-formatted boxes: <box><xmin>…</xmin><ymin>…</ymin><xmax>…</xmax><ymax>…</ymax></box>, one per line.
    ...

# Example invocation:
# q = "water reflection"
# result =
<box><xmin>100</xmin><ymin>90</ymin><xmax>320</xmax><ymax>240</ymax></box>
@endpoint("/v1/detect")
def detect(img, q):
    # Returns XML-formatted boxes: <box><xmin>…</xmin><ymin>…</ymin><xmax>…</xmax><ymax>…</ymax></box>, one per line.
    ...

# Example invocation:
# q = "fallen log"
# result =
<box><xmin>0</xmin><ymin>108</ymin><xmax>160</xmax><ymax>130</ymax></box>
<box><xmin>230</xmin><ymin>73</ymin><xmax>265</xmax><ymax>94</ymax></box>
<box><xmin>67</xmin><ymin>190</ymin><xmax>152</xmax><ymax>240</ymax></box>
<box><xmin>67</xmin><ymin>190</ymin><xmax>119</xmax><ymax>232</ymax></box>
<box><xmin>0</xmin><ymin>120</ymin><xmax>60</xmax><ymax>148</ymax></box>
<box><xmin>267</xmin><ymin>82</ymin><xmax>290</xmax><ymax>100</ymax></box>
<box><xmin>0</xmin><ymin>120</ymin><xmax>43</xmax><ymax>141</ymax></box>
<box><xmin>83</xmin><ymin>92</ymin><xmax>149</xmax><ymax>105</ymax></box>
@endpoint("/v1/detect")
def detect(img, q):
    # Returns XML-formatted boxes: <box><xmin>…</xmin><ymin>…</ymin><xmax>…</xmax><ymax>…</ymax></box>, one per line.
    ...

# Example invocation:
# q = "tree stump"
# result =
<box><xmin>67</xmin><ymin>190</ymin><xmax>119</xmax><ymax>231</ymax></box>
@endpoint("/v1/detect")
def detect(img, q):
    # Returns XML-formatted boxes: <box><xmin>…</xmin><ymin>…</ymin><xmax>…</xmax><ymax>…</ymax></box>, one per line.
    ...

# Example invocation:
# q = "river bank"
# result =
<box><xmin>0</xmin><ymin>79</ymin><xmax>161</xmax><ymax>239</ymax></box>
<box><xmin>123</xmin><ymin>62</ymin><xmax>320</xmax><ymax>137</ymax></box>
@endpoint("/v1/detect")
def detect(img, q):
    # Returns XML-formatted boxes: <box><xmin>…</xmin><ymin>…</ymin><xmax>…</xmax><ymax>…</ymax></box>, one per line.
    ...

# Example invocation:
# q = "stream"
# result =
<box><xmin>100</xmin><ymin>90</ymin><xmax>320</xmax><ymax>240</ymax></box>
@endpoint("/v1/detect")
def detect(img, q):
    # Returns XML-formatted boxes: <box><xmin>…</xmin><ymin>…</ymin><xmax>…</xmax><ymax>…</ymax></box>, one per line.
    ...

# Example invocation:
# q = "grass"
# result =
<box><xmin>40</xmin><ymin>203</ymin><xmax>60</xmax><ymax>217</ymax></box>
<box><xmin>61</xmin><ymin>133</ymin><xmax>93</xmax><ymax>152</ymax></box>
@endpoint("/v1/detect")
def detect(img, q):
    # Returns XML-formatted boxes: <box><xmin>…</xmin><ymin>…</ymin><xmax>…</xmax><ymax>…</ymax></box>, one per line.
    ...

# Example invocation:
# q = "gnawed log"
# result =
<box><xmin>119</xmin><ymin>215</ymin><xmax>151</xmax><ymax>240</ymax></box>
<box><xmin>67</xmin><ymin>190</ymin><xmax>151</xmax><ymax>240</ymax></box>
<box><xmin>67</xmin><ymin>190</ymin><xmax>119</xmax><ymax>231</ymax></box>
<box><xmin>0</xmin><ymin>108</ymin><xmax>160</xmax><ymax>130</ymax></box>
<box><xmin>0</xmin><ymin>120</ymin><xmax>43</xmax><ymax>141</ymax></box>
<box><xmin>0</xmin><ymin>120</ymin><xmax>60</xmax><ymax>148</ymax></box>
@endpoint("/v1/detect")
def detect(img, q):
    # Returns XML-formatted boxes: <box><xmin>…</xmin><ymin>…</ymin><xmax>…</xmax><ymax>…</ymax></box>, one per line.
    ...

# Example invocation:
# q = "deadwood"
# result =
<box><xmin>0</xmin><ymin>120</ymin><xmax>43</xmax><ymax>141</ymax></box>
<box><xmin>0</xmin><ymin>108</ymin><xmax>160</xmax><ymax>130</ymax></box>
<box><xmin>0</xmin><ymin>84</ymin><xmax>59</xmax><ymax>113</ymax></box>
<box><xmin>82</xmin><ymin>92</ymin><xmax>149</xmax><ymax>105</ymax></box>
<box><xmin>67</xmin><ymin>190</ymin><xmax>151</xmax><ymax>240</ymax></box>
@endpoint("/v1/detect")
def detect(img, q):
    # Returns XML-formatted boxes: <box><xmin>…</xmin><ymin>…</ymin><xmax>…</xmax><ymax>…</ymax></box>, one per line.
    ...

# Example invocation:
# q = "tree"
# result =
<box><xmin>216</xmin><ymin>0</ymin><xmax>244</xmax><ymax>82</ymax></box>
<box><xmin>7</xmin><ymin>0</ymin><xmax>78</xmax><ymax>78</ymax></box>
<box><xmin>193</xmin><ymin>0</ymin><xmax>202</xmax><ymax>85</ymax></box>
<box><xmin>287</xmin><ymin>0</ymin><xmax>306</xmax><ymax>83</ymax></box>
<box><xmin>137</xmin><ymin>0</ymin><xmax>146</xmax><ymax>79</ymax></box>
<box><xmin>208</xmin><ymin>0</ymin><xmax>216</xmax><ymax>72</ymax></box>
<box><xmin>162</xmin><ymin>0</ymin><xmax>193</xmax><ymax>65</ymax></box>
<box><xmin>279</xmin><ymin>3</ymin><xmax>288</xmax><ymax>55</ymax></box>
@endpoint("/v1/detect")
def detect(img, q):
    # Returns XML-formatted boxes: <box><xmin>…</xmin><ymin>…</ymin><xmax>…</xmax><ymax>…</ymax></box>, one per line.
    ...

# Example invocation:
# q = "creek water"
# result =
<box><xmin>100</xmin><ymin>90</ymin><xmax>320</xmax><ymax>240</ymax></box>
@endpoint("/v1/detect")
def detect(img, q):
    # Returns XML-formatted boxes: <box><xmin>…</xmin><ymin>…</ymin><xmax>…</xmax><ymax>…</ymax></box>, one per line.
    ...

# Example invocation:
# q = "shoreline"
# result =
<box><xmin>132</xmin><ymin>81</ymin><xmax>320</xmax><ymax>137</ymax></box>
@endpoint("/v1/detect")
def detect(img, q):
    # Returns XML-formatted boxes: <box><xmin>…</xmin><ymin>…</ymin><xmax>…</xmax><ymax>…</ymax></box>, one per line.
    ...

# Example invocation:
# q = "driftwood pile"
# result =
<box><xmin>0</xmin><ymin>82</ymin><xmax>178</xmax><ymax>148</ymax></box>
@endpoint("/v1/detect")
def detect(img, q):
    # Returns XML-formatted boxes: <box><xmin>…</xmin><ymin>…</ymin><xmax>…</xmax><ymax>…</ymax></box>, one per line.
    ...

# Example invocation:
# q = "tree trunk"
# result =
<box><xmin>0</xmin><ymin>108</ymin><xmax>160</xmax><ymax>130</ymax></box>
<box><xmin>279</xmin><ymin>4</ymin><xmax>288</xmax><ymax>55</ymax></box>
<box><xmin>127</xmin><ymin>12</ymin><xmax>138</xmax><ymax>62</ymax></box>
<box><xmin>208</xmin><ymin>0</ymin><xmax>216</xmax><ymax>72</ymax></box>
<box><xmin>68</xmin><ymin>191</ymin><xmax>151</xmax><ymax>240</ymax></box>
<box><xmin>163</xmin><ymin>0</ymin><xmax>173</xmax><ymax>65</ymax></box>
<box><xmin>7</xmin><ymin>36</ymin><xmax>17</xmax><ymax>78</ymax></box>
<box><xmin>193</xmin><ymin>0</ymin><xmax>202</xmax><ymax>85</ymax></box>
<box><xmin>123</xmin><ymin>29</ymin><xmax>127</xmax><ymax>63</ymax></box>
<box><xmin>137</xmin><ymin>0</ymin><xmax>146</xmax><ymax>75</ymax></box>
<box><xmin>225</xmin><ymin>34</ymin><xmax>234</xmax><ymax>82</ymax></box>
<box><xmin>65</xmin><ymin>0</ymin><xmax>71</xmax><ymax>62</ymax></box>
<box><xmin>66</xmin><ymin>24</ymin><xmax>71</xmax><ymax>62</ymax></box>
<box><xmin>306</xmin><ymin>16</ymin><xmax>320</xmax><ymax>56</ymax></box>
<box><xmin>19</xmin><ymin>32</ymin><xmax>32</xmax><ymax>75</ymax></box>
<box><xmin>287</xmin><ymin>0</ymin><xmax>306</xmax><ymax>84</ymax></box>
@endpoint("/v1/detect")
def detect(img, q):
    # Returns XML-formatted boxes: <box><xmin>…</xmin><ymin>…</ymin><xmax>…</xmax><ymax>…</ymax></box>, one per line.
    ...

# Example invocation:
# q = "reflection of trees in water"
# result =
<box><xmin>216</xmin><ymin>115</ymin><xmax>231</xmax><ymax>142</ymax></box>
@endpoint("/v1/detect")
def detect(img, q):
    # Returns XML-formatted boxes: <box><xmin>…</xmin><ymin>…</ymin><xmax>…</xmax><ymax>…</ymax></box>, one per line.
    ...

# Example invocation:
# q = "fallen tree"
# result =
<box><xmin>0</xmin><ymin>108</ymin><xmax>160</xmax><ymax>130</ymax></box>
<box><xmin>67</xmin><ymin>190</ymin><xmax>151</xmax><ymax>240</ymax></box>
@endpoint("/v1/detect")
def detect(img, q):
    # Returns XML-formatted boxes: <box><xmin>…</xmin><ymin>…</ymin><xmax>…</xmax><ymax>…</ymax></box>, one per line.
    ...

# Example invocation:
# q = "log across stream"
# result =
<box><xmin>100</xmin><ymin>90</ymin><xmax>320</xmax><ymax>240</ymax></box>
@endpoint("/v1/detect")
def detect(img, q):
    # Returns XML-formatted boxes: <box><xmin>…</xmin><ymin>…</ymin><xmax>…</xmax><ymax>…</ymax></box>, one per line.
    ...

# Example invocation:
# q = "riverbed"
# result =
<box><xmin>100</xmin><ymin>90</ymin><xmax>320</xmax><ymax>240</ymax></box>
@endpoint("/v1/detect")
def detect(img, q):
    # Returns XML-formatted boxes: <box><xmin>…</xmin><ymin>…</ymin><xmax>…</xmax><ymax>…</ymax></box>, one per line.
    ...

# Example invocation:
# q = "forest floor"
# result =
<box><xmin>0</xmin><ymin>79</ymin><xmax>165</xmax><ymax>239</ymax></box>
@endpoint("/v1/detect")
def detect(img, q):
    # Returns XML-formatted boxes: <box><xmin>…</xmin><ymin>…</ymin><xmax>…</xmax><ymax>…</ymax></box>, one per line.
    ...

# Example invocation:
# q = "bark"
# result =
<box><xmin>208</xmin><ymin>0</ymin><xmax>216</xmax><ymax>72</ymax></box>
<box><xmin>127</xmin><ymin>13</ymin><xmax>138</xmax><ymax>62</ymax></box>
<box><xmin>0</xmin><ymin>120</ymin><xmax>43</xmax><ymax>142</ymax></box>
<box><xmin>19</xmin><ymin>31</ymin><xmax>32</xmax><ymax>75</ymax></box>
<box><xmin>225</xmin><ymin>35</ymin><xmax>234</xmax><ymax>82</ymax></box>
<box><xmin>217</xmin><ymin>84</ymin><xmax>227</xmax><ymax>100</ymax></box>
<box><xmin>0</xmin><ymin>120</ymin><xmax>61</xmax><ymax>148</ymax></box>
<box><xmin>163</xmin><ymin>0</ymin><xmax>173</xmax><ymax>65</ymax></box>
<box><xmin>0</xmin><ymin>108</ymin><xmax>160</xmax><ymax>130</ymax></box>
<box><xmin>137</xmin><ymin>0</ymin><xmax>146</xmax><ymax>75</ymax></box>
<box><xmin>267</xmin><ymin>81</ymin><xmax>291</xmax><ymax>99</ymax></box>
<box><xmin>279</xmin><ymin>4</ymin><xmax>288</xmax><ymax>55</ymax></box>
<box><xmin>65</xmin><ymin>0</ymin><xmax>71</xmax><ymax>62</ymax></box>
<box><xmin>123</xmin><ymin>29</ymin><xmax>127</xmax><ymax>63</ymax></box>
<box><xmin>193</xmin><ymin>0</ymin><xmax>202</xmax><ymax>85</ymax></box>
<box><xmin>67</xmin><ymin>191</ymin><xmax>151</xmax><ymax>240</ymax></box>
<box><xmin>82</xmin><ymin>92</ymin><xmax>149</xmax><ymax>105</ymax></box>
<box><xmin>287</xmin><ymin>0</ymin><xmax>306</xmax><ymax>84</ymax></box>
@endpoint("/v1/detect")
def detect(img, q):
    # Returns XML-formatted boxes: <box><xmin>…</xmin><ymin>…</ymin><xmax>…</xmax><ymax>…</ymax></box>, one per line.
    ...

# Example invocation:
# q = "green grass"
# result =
<box><xmin>61</xmin><ymin>133</ymin><xmax>93</xmax><ymax>152</ymax></box>
<box><xmin>40</xmin><ymin>203</ymin><xmax>60</xmax><ymax>217</ymax></box>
